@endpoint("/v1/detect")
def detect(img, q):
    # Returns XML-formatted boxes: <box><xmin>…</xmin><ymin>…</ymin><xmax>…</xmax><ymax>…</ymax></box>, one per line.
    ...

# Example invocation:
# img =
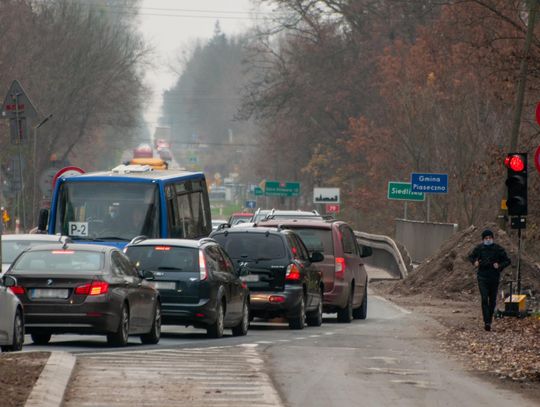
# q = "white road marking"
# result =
<box><xmin>372</xmin><ymin>295</ymin><xmax>412</xmax><ymax>314</ymax></box>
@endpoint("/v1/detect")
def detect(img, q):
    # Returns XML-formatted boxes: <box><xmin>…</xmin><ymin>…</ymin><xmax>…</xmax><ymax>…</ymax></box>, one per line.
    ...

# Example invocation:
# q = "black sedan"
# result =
<box><xmin>124</xmin><ymin>238</ymin><xmax>249</xmax><ymax>338</ymax></box>
<box><xmin>6</xmin><ymin>243</ymin><xmax>161</xmax><ymax>347</ymax></box>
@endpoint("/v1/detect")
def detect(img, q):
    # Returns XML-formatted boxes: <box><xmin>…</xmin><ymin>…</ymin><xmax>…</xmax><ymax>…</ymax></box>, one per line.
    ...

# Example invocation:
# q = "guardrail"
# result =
<box><xmin>354</xmin><ymin>231</ymin><xmax>412</xmax><ymax>280</ymax></box>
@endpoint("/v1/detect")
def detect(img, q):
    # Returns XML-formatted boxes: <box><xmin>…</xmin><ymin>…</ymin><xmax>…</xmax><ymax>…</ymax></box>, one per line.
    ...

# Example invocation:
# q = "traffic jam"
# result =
<box><xmin>0</xmin><ymin>167</ymin><xmax>371</xmax><ymax>350</ymax></box>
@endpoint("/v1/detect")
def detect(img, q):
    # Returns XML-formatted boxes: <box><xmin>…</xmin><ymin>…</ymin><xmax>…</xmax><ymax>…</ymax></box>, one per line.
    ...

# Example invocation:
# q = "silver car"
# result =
<box><xmin>2</xmin><ymin>234</ymin><xmax>70</xmax><ymax>276</ymax></box>
<box><xmin>0</xmin><ymin>275</ymin><xmax>24</xmax><ymax>352</ymax></box>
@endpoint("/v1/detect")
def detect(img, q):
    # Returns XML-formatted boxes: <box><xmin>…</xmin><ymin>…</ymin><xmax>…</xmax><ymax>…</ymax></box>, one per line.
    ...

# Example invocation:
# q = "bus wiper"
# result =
<box><xmin>98</xmin><ymin>236</ymin><xmax>127</xmax><ymax>241</ymax></box>
<box><xmin>71</xmin><ymin>236</ymin><xmax>105</xmax><ymax>242</ymax></box>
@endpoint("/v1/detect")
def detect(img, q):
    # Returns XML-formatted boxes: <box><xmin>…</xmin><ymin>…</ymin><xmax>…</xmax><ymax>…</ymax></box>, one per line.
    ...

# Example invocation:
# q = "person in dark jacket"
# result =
<box><xmin>468</xmin><ymin>229</ymin><xmax>511</xmax><ymax>331</ymax></box>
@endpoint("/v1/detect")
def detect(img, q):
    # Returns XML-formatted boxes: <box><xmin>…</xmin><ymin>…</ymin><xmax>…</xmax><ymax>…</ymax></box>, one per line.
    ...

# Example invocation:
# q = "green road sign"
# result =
<box><xmin>253</xmin><ymin>186</ymin><xmax>264</xmax><ymax>196</ymax></box>
<box><xmin>264</xmin><ymin>181</ymin><xmax>300</xmax><ymax>197</ymax></box>
<box><xmin>388</xmin><ymin>181</ymin><xmax>425</xmax><ymax>201</ymax></box>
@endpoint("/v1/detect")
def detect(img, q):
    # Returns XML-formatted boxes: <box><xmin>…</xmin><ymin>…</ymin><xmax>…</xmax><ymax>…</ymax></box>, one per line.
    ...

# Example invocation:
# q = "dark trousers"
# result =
<box><xmin>477</xmin><ymin>277</ymin><xmax>499</xmax><ymax>325</ymax></box>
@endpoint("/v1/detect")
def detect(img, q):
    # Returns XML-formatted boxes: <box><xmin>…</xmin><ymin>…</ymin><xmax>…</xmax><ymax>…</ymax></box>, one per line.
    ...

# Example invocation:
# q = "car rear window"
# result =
<box><xmin>125</xmin><ymin>246</ymin><xmax>199</xmax><ymax>272</ymax></box>
<box><xmin>291</xmin><ymin>228</ymin><xmax>333</xmax><ymax>254</ymax></box>
<box><xmin>212</xmin><ymin>233</ymin><xmax>286</xmax><ymax>261</ymax></box>
<box><xmin>11</xmin><ymin>250</ymin><xmax>104</xmax><ymax>272</ymax></box>
<box><xmin>2</xmin><ymin>240</ymin><xmax>62</xmax><ymax>263</ymax></box>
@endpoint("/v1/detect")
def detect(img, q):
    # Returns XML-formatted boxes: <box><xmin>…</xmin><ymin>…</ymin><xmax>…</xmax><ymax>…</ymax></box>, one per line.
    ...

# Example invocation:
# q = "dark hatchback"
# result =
<box><xmin>210</xmin><ymin>227</ymin><xmax>324</xmax><ymax>329</ymax></box>
<box><xmin>6</xmin><ymin>244</ymin><xmax>161</xmax><ymax>347</ymax></box>
<box><xmin>124</xmin><ymin>238</ymin><xmax>250</xmax><ymax>338</ymax></box>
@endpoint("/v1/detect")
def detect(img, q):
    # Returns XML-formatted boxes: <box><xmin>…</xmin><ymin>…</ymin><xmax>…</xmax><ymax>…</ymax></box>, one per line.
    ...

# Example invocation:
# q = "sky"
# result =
<box><xmin>137</xmin><ymin>0</ymin><xmax>263</xmax><ymax>134</ymax></box>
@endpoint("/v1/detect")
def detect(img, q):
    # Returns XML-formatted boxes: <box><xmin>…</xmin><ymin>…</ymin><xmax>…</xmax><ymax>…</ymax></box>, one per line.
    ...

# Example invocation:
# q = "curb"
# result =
<box><xmin>25</xmin><ymin>351</ymin><xmax>77</xmax><ymax>407</ymax></box>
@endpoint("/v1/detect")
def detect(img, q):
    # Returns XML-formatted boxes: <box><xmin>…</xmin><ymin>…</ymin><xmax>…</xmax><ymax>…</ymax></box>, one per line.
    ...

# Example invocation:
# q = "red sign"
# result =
<box><xmin>52</xmin><ymin>166</ymin><xmax>85</xmax><ymax>189</ymax></box>
<box><xmin>536</xmin><ymin>102</ymin><xmax>540</xmax><ymax>126</ymax></box>
<box><xmin>326</xmin><ymin>204</ymin><xmax>340</xmax><ymax>214</ymax></box>
<box><xmin>534</xmin><ymin>146</ymin><xmax>540</xmax><ymax>174</ymax></box>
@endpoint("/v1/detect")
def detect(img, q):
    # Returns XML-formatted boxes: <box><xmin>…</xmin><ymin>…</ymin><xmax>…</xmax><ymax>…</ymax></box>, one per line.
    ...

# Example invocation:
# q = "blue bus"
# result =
<box><xmin>39</xmin><ymin>165</ymin><xmax>212</xmax><ymax>248</ymax></box>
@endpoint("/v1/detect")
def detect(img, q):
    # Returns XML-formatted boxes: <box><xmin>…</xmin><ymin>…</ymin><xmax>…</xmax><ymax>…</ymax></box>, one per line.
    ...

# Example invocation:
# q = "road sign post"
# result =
<box><xmin>388</xmin><ymin>182</ymin><xmax>425</xmax><ymax>220</ymax></box>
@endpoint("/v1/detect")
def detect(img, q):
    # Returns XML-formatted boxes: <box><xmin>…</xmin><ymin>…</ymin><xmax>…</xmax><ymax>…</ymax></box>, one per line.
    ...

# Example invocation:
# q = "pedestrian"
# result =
<box><xmin>468</xmin><ymin>229</ymin><xmax>511</xmax><ymax>331</ymax></box>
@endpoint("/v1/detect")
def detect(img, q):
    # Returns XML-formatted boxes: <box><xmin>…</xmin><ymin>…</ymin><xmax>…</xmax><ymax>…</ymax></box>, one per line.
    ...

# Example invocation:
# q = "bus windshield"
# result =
<box><xmin>54</xmin><ymin>182</ymin><xmax>160</xmax><ymax>241</ymax></box>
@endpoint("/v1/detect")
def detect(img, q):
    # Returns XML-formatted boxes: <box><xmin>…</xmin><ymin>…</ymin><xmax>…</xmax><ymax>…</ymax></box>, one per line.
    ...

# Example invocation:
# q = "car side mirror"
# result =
<box><xmin>38</xmin><ymin>209</ymin><xmax>49</xmax><ymax>233</ymax></box>
<box><xmin>309</xmin><ymin>251</ymin><xmax>324</xmax><ymax>263</ymax></box>
<box><xmin>2</xmin><ymin>275</ymin><xmax>17</xmax><ymax>287</ymax></box>
<box><xmin>141</xmin><ymin>270</ymin><xmax>155</xmax><ymax>280</ymax></box>
<box><xmin>360</xmin><ymin>245</ymin><xmax>372</xmax><ymax>258</ymax></box>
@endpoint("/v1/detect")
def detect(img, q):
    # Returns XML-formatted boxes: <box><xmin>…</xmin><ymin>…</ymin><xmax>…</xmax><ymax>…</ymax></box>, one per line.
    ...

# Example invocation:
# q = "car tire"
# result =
<box><xmin>288</xmin><ymin>295</ymin><xmax>305</xmax><ymax>330</ymax></box>
<box><xmin>107</xmin><ymin>304</ymin><xmax>130</xmax><ymax>347</ymax></box>
<box><xmin>1</xmin><ymin>310</ymin><xmax>24</xmax><ymax>352</ymax></box>
<box><xmin>31</xmin><ymin>332</ymin><xmax>51</xmax><ymax>345</ymax></box>
<box><xmin>337</xmin><ymin>288</ymin><xmax>353</xmax><ymax>323</ymax></box>
<box><xmin>232</xmin><ymin>300</ymin><xmax>249</xmax><ymax>336</ymax></box>
<box><xmin>207</xmin><ymin>300</ymin><xmax>224</xmax><ymax>338</ymax></box>
<box><xmin>140</xmin><ymin>302</ymin><xmax>161</xmax><ymax>344</ymax></box>
<box><xmin>353</xmin><ymin>285</ymin><xmax>368</xmax><ymax>320</ymax></box>
<box><xmin>306</xmin><ymin>292</ymin><xmax>323</xmax><ymax>327</ymax></box>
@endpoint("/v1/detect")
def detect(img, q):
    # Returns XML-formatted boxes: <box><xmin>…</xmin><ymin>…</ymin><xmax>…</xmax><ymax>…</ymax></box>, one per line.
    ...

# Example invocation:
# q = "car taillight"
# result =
<box><xmin>199</xmin><ymin>250</ymin><xmax>208</xmax><ymax>280</ymax></box>
<box><xmin>9</xmin><ymin>286</ymin><xmax>25</xmax><ymax>295</ymax></box>
<box><xmin>335</xmin><ymin>257</ymin><xmax>346</xmax><ymax>279</ymax></box>
<box><xmin>285</xmin><ymin>264</ymin><xmax>301</xmax><ymax>281</ymax></box>
<box><xmin>75</xmin><ymin>281</ymin><xmax>109</xmax><ymax>296</ymax></box>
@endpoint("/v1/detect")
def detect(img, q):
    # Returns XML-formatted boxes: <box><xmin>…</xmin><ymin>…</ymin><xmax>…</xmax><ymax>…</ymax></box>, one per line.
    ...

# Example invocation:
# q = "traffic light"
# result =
<box><xmin>504</xmin><ymin>153</ymin><xmax>527</xmax><ymax>216</ymax></box>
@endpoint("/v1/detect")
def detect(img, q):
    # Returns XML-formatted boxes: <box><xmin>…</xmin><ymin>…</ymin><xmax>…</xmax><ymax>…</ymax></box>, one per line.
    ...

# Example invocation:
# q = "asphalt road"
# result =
<box><xmin>22</xmin><ymin>293</ymin><xmax>537</xmax><ymax>406</ymax></box>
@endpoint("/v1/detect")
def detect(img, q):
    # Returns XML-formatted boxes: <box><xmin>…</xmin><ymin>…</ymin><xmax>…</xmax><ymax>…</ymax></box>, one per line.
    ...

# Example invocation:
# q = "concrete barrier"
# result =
<box><xmin>355</xmin><ymin>231</ymin><xmax>411</xmax><ymax>280</ymax></box>
<box><xmin>395</xmin><ymin>219</ymin><xmax>458</xmax><ymax>264</ymax></box>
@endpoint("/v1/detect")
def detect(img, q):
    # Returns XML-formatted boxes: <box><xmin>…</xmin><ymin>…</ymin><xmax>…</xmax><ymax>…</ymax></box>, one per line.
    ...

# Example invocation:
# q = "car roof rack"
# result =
<box><xmin>198</xmin><ymin>237</ymin><xmax>216</xmax><ymax>246</ymax></box>
<box><xmin>216</xmin><ymin>223</ymin><xmax>231</xmax><ymax>231</ymax></box>
<box><xmin>129</xmin><ymin>235</ymin><xmax>148</xmax><ymax>245</ymax></box>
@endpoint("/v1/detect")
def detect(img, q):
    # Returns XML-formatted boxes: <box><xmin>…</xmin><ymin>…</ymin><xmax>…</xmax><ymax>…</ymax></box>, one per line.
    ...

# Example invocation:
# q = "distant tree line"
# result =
<box><xmin>0</xmin><ymin>0</ymin><xmax>149</xmax><ymax>226</ymax></box>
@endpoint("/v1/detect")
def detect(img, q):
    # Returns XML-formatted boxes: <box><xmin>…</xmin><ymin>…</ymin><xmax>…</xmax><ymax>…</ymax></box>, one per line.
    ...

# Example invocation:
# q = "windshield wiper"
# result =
<box><xmin>157</xmin><ymin>266</ymin><xmax>183</xmax><ymax>271</ymax></box>
<box><xmin>98</xmin><ymin>236</ymin><xmax>127</xmax><ymax>241</ymax></box>
<box><xmin>71</xmin><ymin>236</ymin><xmax>105</xmax><ymax>242</ymax></box>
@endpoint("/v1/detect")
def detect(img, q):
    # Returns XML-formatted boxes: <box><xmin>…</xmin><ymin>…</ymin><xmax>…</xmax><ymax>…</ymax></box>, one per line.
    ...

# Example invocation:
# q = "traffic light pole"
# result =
<box><xmin>517</xmin><ymin>225</ymin><xmax>522</xmax><ymax>294</ymax></box>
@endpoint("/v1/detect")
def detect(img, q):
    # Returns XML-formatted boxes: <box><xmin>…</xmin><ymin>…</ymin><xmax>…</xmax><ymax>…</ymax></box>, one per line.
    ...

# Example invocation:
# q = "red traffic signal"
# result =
<box><xmin>505</xmin><ymin>153</ymin><xmax>527</xmax><ymax>216</ymax></box>
<box><xmin>504</xmin><ymin>154</ymin><xmax>525</xmax><ymax>172</ymax></box>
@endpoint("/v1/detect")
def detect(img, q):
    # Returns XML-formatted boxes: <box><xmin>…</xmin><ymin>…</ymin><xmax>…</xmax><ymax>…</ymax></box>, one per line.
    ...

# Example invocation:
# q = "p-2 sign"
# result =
<box><xmin>69</xmin><ymin>222</ymin><xmax>88</xmax><ymax>237</ymax></box>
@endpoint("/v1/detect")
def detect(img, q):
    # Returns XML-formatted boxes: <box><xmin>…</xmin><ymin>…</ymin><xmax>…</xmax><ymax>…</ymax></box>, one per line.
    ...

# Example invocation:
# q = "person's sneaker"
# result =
<box><xmin>484</xmin><ymin>324</ymin><xmax>491</xmax><ymax>331</ymax></box>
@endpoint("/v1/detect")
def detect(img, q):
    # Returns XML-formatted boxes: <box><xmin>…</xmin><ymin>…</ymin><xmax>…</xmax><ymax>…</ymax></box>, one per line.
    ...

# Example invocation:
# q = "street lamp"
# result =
<box><xmin>32</xmin><ymin>114</ymin><xmax>53</xmax><ymax>226</ymax></box>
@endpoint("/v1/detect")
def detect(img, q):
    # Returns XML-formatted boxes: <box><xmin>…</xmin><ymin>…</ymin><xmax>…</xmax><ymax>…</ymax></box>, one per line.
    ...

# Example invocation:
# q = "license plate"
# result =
<box><xmin>241</xmin><ymin>274</ymin><xmax>259</xmax><ymax>282</ymax></box>
<box><xmin>151</xmin><ymin>281</ymin><xmax>176</xmax><ymax>290</ymax></box>
<box><xmin>31</xmin><ymin>288</ymin><xmax>69</xmax><ymax>299</ymax></box>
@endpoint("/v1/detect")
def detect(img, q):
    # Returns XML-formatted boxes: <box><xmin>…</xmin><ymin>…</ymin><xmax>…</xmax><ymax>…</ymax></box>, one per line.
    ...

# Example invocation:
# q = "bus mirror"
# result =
<box><xmin>37</xmin><ymin>209</ymin><xmax>49</xmax><ymax>232</ymax></box>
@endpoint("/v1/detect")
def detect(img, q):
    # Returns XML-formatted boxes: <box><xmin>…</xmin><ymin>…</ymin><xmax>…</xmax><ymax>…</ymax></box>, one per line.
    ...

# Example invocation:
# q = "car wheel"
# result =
<box><xmin>337</xmin><ymin>288</ymin><xmax>353</xmax><ymax>323</ymax></box>
<box><xmin>107</xmin><ymin>304</ymin><xmax>130</xmax><ymax>347</ymax></box>
<box><xmin>1</xmin><ymin>310</ymin><xmax>24</xmax><ymax>352</ymax></box>
<box><xmin>288</xmin><ymin>295</ymin><xmax>305</xmax><ymax>330</ymax></box>
<box><xmin>31</xmin><ymin>332</ymin><xmax>51</xmax><ymax>345</ymax></box>
<box><xmin>353</xmin><ymin>285</ymin><xmax>368</xmax><ymax>320</ymax></box>
<box><xmin>232</xmin><ymin>300</ymin><xmax>249</xmax><ymax>336</ymax></box>
<box><xmin>306</xmin><ymin>292</ymin><xmax>323</xmax><ymax>327</ymax></box>
<box><xmin>207</xmin><ymin>300</ymin><xmax>224</xmax><ymax>338</ymax></box>
<box><xmin>140</xmin><ymin>302</ymin><xmax>161</xmax><ymax>344</ymax></box>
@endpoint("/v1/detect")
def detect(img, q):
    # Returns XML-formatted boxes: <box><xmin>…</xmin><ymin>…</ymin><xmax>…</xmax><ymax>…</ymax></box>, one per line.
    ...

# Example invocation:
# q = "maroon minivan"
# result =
<box><xmin>259</xmin><ymin>218</ymin><xmax>371</xmax><ymax>322</ymax></box>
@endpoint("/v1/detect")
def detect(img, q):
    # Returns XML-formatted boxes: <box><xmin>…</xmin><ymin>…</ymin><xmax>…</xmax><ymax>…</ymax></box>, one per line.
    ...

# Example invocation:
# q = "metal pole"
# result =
<box><xmin>14</xmin><ymin>92</ymin><xmax>26</xmax><ymax>232</ymax></box>
<box><xmin>32</xmin><ymin>114</ymin><xmax>52</xmax><ymax>225</ymax></box>
<box><xmin>426</xmin><ymin>195</ymin><xmax>431</xmax><ymax>222</ymax></box>
<box><xmin>517</xmin><ymin>225</ymin><xmax>522</xmax><ymax>294</ymax></box>
<box><xmin>404</xmin><ymin>202</ymin><xmax>408</xmax><ymax>220</ymax></box>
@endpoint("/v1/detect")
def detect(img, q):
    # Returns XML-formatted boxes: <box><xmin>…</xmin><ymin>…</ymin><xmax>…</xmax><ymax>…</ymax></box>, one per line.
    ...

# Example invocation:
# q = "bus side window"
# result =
<box><xmin>166</xmin><ymin>185</ymin><xmax>183</xmax><ymax>238</ymax></box>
